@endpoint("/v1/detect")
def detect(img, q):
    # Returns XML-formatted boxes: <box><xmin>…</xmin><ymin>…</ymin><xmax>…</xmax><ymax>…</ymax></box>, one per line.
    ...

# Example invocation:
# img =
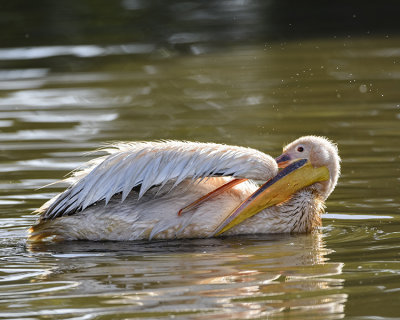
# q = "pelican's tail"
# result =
<box><xmin>28</xmin><ymin>220</ymin><xmax>66</xmax><ymax>242</ymax></box>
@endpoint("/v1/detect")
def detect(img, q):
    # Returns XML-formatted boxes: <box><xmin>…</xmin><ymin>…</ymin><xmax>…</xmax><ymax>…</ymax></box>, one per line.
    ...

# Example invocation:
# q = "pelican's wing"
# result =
<box><xmin>40</xmin><ymin>141</ymin><xmax>277</xmax><ymax>220</ymax></box>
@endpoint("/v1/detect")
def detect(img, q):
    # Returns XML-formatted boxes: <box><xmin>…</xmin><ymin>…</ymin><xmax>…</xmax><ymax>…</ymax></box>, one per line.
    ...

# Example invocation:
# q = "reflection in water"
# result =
<box><xmin>0</xmin><ymin>44</ymin><xmax>155</xmax><ymax>61</ymax></box>
<box><xmin>0</xmin><ymin>8</ymin><xmax>399</xmax><ymax>316</ymax></box>
<box><xmin>21</xmin><ymin>233</ymin><xmax>345</xmax><ymax>319</ymax></box>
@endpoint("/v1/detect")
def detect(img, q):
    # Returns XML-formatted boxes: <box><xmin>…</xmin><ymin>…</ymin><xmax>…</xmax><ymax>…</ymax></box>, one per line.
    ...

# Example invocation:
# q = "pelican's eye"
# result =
<box><xmin>297</xmin><ymin>146</ymin><xmax>304</xmax><ymax>152</ymax></box>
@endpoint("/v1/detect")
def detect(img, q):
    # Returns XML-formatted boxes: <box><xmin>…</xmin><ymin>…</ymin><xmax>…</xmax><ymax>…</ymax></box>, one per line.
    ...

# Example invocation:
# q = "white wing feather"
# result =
<box><xmin>40</xmin><ymin>141</ymin><xmax>277</xmax><ymax>220</ymax></box>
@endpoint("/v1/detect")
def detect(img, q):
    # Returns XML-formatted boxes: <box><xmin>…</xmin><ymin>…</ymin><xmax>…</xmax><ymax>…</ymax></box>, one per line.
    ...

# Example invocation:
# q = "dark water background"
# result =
<box><xmin>0</xmin><ymin>1</ymin><xmax>399</xmax><ymax>319</ymax></box>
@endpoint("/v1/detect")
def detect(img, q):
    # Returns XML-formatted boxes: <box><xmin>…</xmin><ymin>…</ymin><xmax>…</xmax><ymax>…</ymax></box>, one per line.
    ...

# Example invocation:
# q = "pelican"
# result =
<box><xmin>28</xmin><ymin>136</ymin><xmax>340</xmax><ymax>242</ymax></box>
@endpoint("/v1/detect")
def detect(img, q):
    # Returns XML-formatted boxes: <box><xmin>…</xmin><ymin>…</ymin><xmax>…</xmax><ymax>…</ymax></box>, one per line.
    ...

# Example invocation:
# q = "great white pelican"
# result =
<box><xmin>28</xmin><ymin>136</ymin><xmax>340</xmax><ymax>241</ymax></box>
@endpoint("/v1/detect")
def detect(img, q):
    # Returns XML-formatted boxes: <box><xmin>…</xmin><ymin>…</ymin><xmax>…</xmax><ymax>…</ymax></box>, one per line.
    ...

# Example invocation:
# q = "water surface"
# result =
<box><xmin>0</xmin><ymin>33</ymin><xmax>399</xmax><ymax>319</ymax></box>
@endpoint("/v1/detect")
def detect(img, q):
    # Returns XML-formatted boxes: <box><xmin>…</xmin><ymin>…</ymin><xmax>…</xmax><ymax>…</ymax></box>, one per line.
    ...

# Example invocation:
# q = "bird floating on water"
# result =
<box><xmin>28</xmin><ymin>136</ymin><xmax>340</xmax><ymax>242</ymax></box>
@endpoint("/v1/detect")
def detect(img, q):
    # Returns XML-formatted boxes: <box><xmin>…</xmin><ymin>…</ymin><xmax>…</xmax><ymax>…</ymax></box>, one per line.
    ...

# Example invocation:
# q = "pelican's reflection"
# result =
<box><xmin>27</xmin><ymin>231</ymin><xmax>345</xmax><ymax>319</ymax></box>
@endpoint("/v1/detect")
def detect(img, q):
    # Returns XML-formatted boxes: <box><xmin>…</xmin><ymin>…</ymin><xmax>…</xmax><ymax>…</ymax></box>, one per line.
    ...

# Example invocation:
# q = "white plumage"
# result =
<box><xmin>42</xmin><ymin>141</ymin><xmax>277</xmax><ymax>220</ymax></box>
<box><xmin>29</xmin><ymin>136</ymin><xmax>341</xmax><ymax>242</ymax></box>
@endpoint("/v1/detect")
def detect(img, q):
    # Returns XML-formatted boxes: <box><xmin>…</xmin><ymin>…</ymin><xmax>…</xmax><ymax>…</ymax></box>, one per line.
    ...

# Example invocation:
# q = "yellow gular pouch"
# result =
<box><xmin>213</xmin><ymin>159</ymin><xmax>330</xmax><ymax>236</ymax></box>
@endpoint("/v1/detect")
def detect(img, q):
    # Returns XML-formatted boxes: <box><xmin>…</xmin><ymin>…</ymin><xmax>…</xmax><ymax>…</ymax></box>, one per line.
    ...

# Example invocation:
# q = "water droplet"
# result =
<box><xmin>359</xmin><ymin>84</ymin><xmax>368</xmax><ymax>93</ymax></box>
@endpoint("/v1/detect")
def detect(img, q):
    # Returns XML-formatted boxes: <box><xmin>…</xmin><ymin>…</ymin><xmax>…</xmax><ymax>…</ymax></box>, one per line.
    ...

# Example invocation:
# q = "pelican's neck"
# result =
<box><xmin>275</xmin><ymin>188</ymin><xmax>325</xmax><ymax>233</ymax></box>
<box><xmin>226</xmin><ymin>188</ymin><xmax>325</xmax><ymax>235</ymax></box>
<box><xmin>316</xmin><ymin>160</ymin><xmax>340</xmax><ymax>201</ymax></box>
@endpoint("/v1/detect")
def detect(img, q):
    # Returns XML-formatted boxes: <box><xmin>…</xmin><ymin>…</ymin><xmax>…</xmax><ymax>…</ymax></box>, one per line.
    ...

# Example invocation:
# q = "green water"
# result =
<box><xmin>1</xmin><ymin>2</ymin><xmax>400</xmax><ymax>318</ymax></box>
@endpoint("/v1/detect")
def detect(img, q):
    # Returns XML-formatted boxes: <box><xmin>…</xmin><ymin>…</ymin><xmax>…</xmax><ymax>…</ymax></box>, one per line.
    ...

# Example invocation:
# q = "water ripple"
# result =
<box><xmin>0</xmin><ymin>43</ymin><xmax>155</xmax><ymax>61</ymax></box>
<box><xmin>0</xmin><ymin>37</ymin><xmax>399</xmax><ymax>319</ymax></box>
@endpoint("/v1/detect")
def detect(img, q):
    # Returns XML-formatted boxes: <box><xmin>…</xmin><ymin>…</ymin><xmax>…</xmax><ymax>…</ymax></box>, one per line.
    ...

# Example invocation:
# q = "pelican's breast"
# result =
<box><xmin>224</xmin><ymin>188</ymin><xmax>325</xmax><ymax>235</ymax></box>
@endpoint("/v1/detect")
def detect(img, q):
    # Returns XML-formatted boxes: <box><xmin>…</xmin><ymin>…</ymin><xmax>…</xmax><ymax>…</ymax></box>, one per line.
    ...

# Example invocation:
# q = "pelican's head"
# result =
<box><xmin>275</xmin><ymin>136</ymin><xmax>341</xmax><ymax>199</ymax></box>
<box><xmin>214</xmin><ymin>136</ymin><xmax>341</xmax><ymax>235</ymax></box>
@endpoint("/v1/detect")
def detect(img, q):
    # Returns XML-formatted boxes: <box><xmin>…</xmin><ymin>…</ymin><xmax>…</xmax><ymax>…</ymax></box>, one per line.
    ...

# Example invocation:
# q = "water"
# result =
<box><xmin>1</xmin><ymin>4</ymin><xmax>400</xmax><ymax>318</ymax></box>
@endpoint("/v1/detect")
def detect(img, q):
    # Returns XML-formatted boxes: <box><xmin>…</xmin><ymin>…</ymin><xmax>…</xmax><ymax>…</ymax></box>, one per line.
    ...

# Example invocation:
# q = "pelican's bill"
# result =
<box><xmin>213</xmin><ymin>159</ymin><xmax>330</xmax><ymax>236</ymax></box>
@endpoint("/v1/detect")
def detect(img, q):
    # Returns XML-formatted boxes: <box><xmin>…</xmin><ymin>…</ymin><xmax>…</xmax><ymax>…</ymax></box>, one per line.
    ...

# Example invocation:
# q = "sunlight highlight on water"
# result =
<box><xmin>0</xmin><ymin>35</ymin><xmax>399</xmax><ymax>319</ymax></box>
